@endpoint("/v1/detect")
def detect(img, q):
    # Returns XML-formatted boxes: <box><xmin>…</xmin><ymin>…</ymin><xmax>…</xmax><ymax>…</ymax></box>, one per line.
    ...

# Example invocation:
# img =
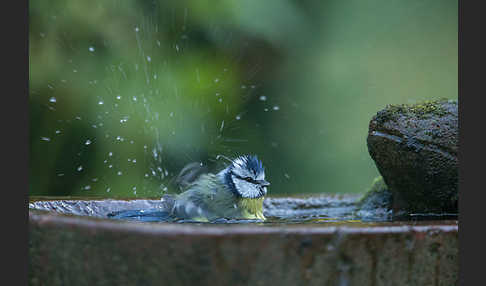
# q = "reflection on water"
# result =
<box><xmin>29</xmin><ymin>195</ymin><xmax>458</xmax><ymax>226</ymax></box>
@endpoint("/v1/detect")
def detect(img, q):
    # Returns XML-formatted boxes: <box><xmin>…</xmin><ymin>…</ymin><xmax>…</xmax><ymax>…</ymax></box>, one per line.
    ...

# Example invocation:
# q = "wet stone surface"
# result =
<box><xmin>367</xmin><ymin>99</ymin><xmax>458</xmax><ymax>215</ymax></box>
<box><xmin>29</xmin><ymin>197</ymin><xmax>458</xmax><ymax>285</ymax></box>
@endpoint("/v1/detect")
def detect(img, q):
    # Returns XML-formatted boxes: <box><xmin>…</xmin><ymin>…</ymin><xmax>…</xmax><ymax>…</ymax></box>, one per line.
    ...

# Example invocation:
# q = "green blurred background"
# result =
<box><xmin>29</xmin><ymin>0</ymin><xmax>457</xmax><ymax>198</ymax></box>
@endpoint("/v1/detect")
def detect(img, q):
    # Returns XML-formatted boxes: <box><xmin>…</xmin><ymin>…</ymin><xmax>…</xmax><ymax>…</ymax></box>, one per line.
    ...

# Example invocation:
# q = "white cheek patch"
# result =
<box><xmin>232</xmin><ymin>175</ymin><xmax>262</xmax><ymax>198</ymax></box>
<box><xmin>256</xmin><ymin>172</ymin><xmax>265</xmax><ymax>180</ymax></box>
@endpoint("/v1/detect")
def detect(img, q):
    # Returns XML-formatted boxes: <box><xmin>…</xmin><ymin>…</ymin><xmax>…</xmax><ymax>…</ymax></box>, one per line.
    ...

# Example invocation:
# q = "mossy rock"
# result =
<box><xmin>356</xmin><ymin>176</ymin><xmax>393</xmax><ymax>220</ymax></box>
<box><xmin>358</xmin><ymin>176</ymin><xmax>392</xmax><ymax>210</ymax></box>
<box><xmin>367</xmin><ymin>99</ymin><xmax>458</xmax><ymax>214</ymax></box>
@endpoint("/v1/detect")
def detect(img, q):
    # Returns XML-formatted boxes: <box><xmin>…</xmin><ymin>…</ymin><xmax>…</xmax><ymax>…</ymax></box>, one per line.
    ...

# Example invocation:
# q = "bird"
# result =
<box><xmin>108</xmin><ymin>154</ymin><xmax>270</xmax><ymax>222</ymax></box>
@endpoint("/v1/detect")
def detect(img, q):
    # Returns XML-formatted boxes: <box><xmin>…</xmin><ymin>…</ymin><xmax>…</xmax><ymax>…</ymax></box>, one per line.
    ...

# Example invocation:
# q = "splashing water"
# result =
<box><xmin>29</xmin><ymin>3</ymin><xmax>280</xmax><ymax>199</ymax></box>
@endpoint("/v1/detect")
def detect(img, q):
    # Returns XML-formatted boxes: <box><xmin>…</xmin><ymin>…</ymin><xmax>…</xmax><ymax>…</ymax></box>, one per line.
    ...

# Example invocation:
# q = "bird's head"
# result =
<box><xmin>223</xmin><ymin>155</ymin><xmax>270</xmax><ymax>199</ymax></box>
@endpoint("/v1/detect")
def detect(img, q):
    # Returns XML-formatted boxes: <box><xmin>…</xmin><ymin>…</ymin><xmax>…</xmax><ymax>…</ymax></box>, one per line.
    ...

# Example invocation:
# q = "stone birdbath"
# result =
<box><xmin>28</xmin><ymin>99</ymin><xmax>459</xmax><ymax>286</ymax></box>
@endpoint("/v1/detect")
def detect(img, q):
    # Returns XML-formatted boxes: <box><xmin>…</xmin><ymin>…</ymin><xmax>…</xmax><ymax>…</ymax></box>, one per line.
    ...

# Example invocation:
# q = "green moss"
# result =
<box><xmin>358</xmin><ymin>176</ymin><xmax>392</xmax><ymax>210</ymax></box>
<box><xmin>376</xmin><ymin>98</ymin><xmax>455</xmax><ymax>123</ymax></box>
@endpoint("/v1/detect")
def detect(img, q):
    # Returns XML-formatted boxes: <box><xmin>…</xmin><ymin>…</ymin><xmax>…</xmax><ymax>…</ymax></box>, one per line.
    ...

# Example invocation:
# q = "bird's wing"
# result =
<box><xmin>172</xmin><ymin>174</ymin><xmax>237</xmax><ymax>221</ymax></box>
<box><xmin>170</xmin><ymin>162</ymin><xmax>209</xmax><ymax>192</ymax></box>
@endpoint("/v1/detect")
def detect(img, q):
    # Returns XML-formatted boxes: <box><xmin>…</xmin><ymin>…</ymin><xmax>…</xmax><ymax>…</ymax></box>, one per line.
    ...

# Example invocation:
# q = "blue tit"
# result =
<box><xmin>168</xmin><ymin>154</ymin><xmax>270</xmax><ymax>221</ymax></box>
<box><xmin>108</xmin><ymin>154</ymin><xmax>270</xmax><ymax>222</ymax></box>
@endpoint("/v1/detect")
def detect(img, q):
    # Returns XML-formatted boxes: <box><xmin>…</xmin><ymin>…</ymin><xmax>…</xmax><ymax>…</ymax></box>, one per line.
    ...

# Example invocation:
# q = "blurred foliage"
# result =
<box><xmin>29</xmin><ymin>0</ymin><xmax>457</xmax><ymax>198</ymax></box>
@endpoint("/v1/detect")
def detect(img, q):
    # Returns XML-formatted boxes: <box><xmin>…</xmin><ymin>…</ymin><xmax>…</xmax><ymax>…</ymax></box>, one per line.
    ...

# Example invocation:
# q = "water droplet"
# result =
<box><xmin>57</xmin><ymin>173</ymin><xmax>64</xmax><ymax>177</ymax></box>
<box><xmin>169</xmin><ymin>112</ymin><xmax>174</xmax><ymax>117</ymax></box>
<box><xmin>116</xmin><ymin>95</ymin><xmax>121</xmax><ymax>100</ymax></box>
<box><xmin>117</xmin><ymin>171</ymin><xmax>123</xmax><ymax>176</ymax></box>
<box><xmin>235</xmin><ymin>115</ymin><xmax>241</xmax><ymax>120</ymax></box>
<box><xmin>108</xmin><ymin>165</ymin><xmax>113</xmax><ymax>168</ymax></box>
<box><xmin>132</xmin><ymin>96</ymin><xmax>137</xmax><ymax>102</ymax></box>
<box><xmin>40</xmin><ymin>137</ymin><xmax>51</xmax><ymax>142</ymax></box>
<box><xmin>132</xmin><ymin>159</ymin><xmax>137</xmax><ymax>163</ymax></box>
<box><xmin>108</xmin><ymin>152</ymin><xmax>113</xmax><ymax>157</ymax></box>
<box><xmin>92</xmin><ymin>178</ymin><xmax>98</xmax><ymax>182</ymax></box>
<box><xmin>85</xmin><ymin>139</ymin><xmax>92</xmax><ymax>145</ymax></box>
<box><xmin>214</xmin><ymin>78</ymin><xmax>220</xmax><ymax>83</ymax></box>
<box><xmin>49</xmin><ymin>97</ymin><xmax>57</xmax><ymax>103</ymax></box>
<box><xmin>88</xmin><ymin>46</ymin><xmax>95</xmax><ymax>52</ymax></box>
<box><xmin>218</xmin><ymin>98</ymin><xmax>223</xmax><ymax>103</ymax></box>
<box><xmin>84</xmin><ymin>185</ymin><xmax>91</xmax><ymax>190</ymax></box>
<box><xmin>106</xmin><ymin>188</ymin><xmax>111</xmax><ymax>193</ymax></box>
<box><xmin>273</xmin><ymin>106</ymin><xmax>280</xmax><ymax>111</ymax></box>
<box><xmin>77</xmin><ymin>166</ymin><xmax>83</xmax><ymax>172</ymax></box>
<box><xmin>241</xmin><ymin>85</ymin><xmax>247</xmax><ymax>89</ymax></box>
<box><xmin>259</xmin><ymin>96</ymin><xmax>267</xmax><ymax>101</ymax></box>
<box><xmin>147</xmin><ymin>56</ymin><xmax>151</xmax><ymax>62</ymax></box>
<box><xmin>135</xmin><ymin>27</ymin><xmax>139</xmax><ymax>32</ymax></box>
<box><xmin>284</xmin><ymin>173</ymin><xmax>291</xmax><ymax>179</ymax></box>
<box><xmin>73</xmin><ymin>69</ymin><xmax>78</xmax><ymax>73</ymax></box>
<box><xmin>264</xmin><ymin>108</ymin><xmax>269</xmax><ymax>112</ymax></box>
<box><xmin>55</xmin><ymin>130</ymin><xmax>61</xmax><ymax>134</ymax></box>
<box><xmin>98</xmin><ymin>101</ymin><xmax>104</xmax><ymax>105</ymax></box>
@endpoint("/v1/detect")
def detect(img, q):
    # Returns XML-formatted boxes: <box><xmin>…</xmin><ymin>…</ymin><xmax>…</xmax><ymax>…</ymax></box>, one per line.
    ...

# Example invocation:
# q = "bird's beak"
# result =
<box><xmin>258</xmin><ymin>180</ymin><xmax>270</xmax><ymax>187</ymax></box>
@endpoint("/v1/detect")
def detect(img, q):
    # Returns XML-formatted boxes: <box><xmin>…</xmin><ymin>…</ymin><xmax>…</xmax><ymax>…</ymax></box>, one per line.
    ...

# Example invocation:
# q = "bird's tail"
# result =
<box><xmin>107</xmin><ymin>194</ymin><xmax>176</xmax><ymax>222</ymax></box>
<box><xmin>107</xmin><ymin>209</ymin><xmax>173</xmax><ymax>222</ymax></box>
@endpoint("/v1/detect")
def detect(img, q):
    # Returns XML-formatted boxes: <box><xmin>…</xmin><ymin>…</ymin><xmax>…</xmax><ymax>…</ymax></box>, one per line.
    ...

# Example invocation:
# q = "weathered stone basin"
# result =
<box><xmin>29</xmin><ymin>197</ymin><xmax>458</xmax><ymax>285</ymax></box>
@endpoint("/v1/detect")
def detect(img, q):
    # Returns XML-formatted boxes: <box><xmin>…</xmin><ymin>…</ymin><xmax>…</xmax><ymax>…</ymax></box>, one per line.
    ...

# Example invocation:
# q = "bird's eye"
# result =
<box><xmin>233</xmin><ymin>173</ymin><xmax>258</xmax><ymax>184</ymax></box>
<box><xmin>237</xmin><ymin>175</ymin><xmax>256</xmax><ymax>183</ymax></box>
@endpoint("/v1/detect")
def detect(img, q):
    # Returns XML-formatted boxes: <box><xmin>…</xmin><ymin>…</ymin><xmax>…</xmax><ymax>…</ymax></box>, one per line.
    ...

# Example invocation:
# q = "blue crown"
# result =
<box><xmin>232</xmin><ymin>154</ymin><xmax>264</xmax><ymax>175</ymax></box>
